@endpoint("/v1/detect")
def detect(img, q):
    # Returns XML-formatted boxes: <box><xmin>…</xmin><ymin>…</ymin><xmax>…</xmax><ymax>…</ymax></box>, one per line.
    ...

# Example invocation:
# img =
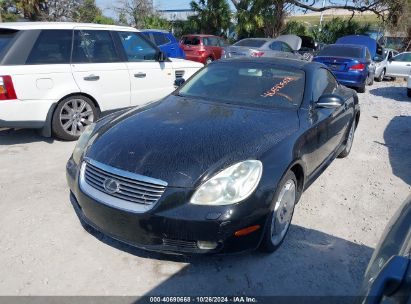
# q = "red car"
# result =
<box><xmin>180</xmin><ymin>34</ymin><xmax>226</xmax><ymax>64</ymax></box>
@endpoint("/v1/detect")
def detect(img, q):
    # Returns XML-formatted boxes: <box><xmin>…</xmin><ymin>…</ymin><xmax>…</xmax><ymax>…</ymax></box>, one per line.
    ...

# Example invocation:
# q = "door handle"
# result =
<box><xmin>134</xmin><ymin>73</ymin><xmax>147</xmax><ymax>78</ymax></box>
<box><xmin>84</xmin><ymin>75</ymin><xmax>100</xmax><ymax>81</ymax></box>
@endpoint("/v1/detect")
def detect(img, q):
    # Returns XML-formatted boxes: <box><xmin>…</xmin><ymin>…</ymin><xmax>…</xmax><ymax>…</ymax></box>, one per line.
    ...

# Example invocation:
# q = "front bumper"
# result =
<box><xmin>66</xmin><ymin>158</ymin><xmax>270</xmax><ymax>255</ymax></box>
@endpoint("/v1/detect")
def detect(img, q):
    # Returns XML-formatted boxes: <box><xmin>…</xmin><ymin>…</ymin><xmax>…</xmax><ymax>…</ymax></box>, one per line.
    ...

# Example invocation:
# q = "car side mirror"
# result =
<box><xmin>315</xmin><ymin>94</ymin><xmax>344</xmax><ymax>109</ymax></box>
<box><xmin>174</xmin><ymin>78</ymin><xmax>185</xmax><ymax>88</ymax></box>
<box><xmin>157</xmin><ymin>51</ymin><xmax>167</xmax><ymax>62</ymax></box>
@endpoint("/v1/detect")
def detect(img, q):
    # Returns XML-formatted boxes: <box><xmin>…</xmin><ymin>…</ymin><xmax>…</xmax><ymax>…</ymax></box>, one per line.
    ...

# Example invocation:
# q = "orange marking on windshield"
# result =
<box><xmin>261</xmin><ymin>77</ymin><xmax>297</xmax><ymax>98</ymax></box>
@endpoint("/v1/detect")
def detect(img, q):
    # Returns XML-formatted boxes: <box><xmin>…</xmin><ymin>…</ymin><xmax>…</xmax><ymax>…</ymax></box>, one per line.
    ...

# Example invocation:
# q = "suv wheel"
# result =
<box><xmin>376</xmin><ymin>69</ymin><xmax>385</xmax><ymax>82</ymax></box>
<box><xmin>338</xmin><ymin>119</ymin><xmax>356</xmax><ymax>158</ymax></box>
<box><xmin>52</xmin><ymin>95</ymin><xmax>98</xmax><ymax>141</ymax></box>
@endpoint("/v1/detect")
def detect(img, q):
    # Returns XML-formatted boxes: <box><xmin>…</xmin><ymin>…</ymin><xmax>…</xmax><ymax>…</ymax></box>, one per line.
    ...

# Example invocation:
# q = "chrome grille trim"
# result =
<box><xmin>79</xmin><ymin>158</ymin><xmax>167</xmax><ymax>213</ymax></box>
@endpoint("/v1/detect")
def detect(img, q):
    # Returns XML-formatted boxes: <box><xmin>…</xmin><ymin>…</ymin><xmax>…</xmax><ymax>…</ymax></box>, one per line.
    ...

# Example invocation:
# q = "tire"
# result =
<box><xmin>52</xmin><ymin>95</ymin><xmax>99</xmax><ymax>141</ymax></box>
<box><xmin>376</xmin><ymin>69</ymin><xmax>385</xmax><ymax>82</ymax></box>
<box><xmin>366</xmin><ymin>74</ymin><xmax>374</xmax><ymax>86</ymax></box>
<box><xmin>205</xmin><ymin>57</ymin><xmax>213</xmax><ymax>65</ymax></box>
<box><xmin>260</xmin><ymin>171</ymin><xmax>298</xmax><ymax>253</ymax></box>
<box><xmin>338</xmin><ymin>119</ymin><xmax>356</xmax><ymax>158</ymax></box>
<box><xmin>357</xmin><ymin>84</ymin><xmax>366</xmax><ymax>93</ymax></box>
<box><xmin>408</xmin><ymin>88</ymin><xmax>411</xmax><ymax>97</ymax></box>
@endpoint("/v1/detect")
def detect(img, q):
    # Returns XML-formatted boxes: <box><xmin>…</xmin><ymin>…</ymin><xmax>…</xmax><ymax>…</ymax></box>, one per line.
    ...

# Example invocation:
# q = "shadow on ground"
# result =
<box><xmin>0</xmin><ymin>128</ymin><xmax>54</xmax><ymax>145</ymax></box>
<box><xmin>369</xmin><ymin>86</ymin><xmax>410</xmax><ymax>102</ymax></box>
<box><xmin>380</xmin><ymin>115</ymin><xmax>411</xmax><ymax>186</ymax></box>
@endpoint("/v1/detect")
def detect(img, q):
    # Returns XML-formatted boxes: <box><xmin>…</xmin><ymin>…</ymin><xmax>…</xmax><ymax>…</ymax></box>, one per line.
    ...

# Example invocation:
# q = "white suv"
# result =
<box><xmin>0</xmin><ymin>22</ymin><xmax>203</xmax><ymax>140</ymax></box>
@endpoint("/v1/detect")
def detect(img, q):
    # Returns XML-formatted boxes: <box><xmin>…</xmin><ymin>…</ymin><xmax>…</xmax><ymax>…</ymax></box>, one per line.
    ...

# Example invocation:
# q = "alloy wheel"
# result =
<box><xmin>59</xmin><ymin>99</ymin><xmax>94</xmax><ymax>137</ymax></box>
<box><xmin>271</xmin><ymin>180</ymin><xmax>296</xmax><ymax>246</ymax></box>
<box><xmin>345</xmin><ymin>121</ymin><xmax>356</xmax><ymax>152</ymax></box>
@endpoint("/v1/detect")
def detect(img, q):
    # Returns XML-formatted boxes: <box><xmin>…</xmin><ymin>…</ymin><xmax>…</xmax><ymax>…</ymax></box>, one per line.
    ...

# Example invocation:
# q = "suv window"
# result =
<box><xmin>181</xmin><ymin>36</ymin><xmax>201</xmax><ymax>46</ymax></box>
<box><xmin>72</xmin><ymin>30</ymin><xmax>120</xmax><ymax>63</ymax></box>
<box><xmin>314</xmin><ymin>68</ymin><xmax>338</xmax><ymax>101</ymax></box>
<box><xmin>393</xmin><ymin>53</ymin><xmax>411</xmax><ymax>62</ymax></box>
<box><xmin>153</xmin><ymin>33</ymin><xmax>170</xmax><ymax>46</ymax></box>
<box><xmin>118</xmin><ymin>31</ymin><xmax>157</xmax><ymax>61</ymax></box>
<box><xmin>26</xmin><ymin>30</ymin><xmax>72</xmax><ymax>64</ymax></box>
<box><xmin>0</xmin><ymin>29</ymin><xmax>19</xmax><ymax>55</ymax></box>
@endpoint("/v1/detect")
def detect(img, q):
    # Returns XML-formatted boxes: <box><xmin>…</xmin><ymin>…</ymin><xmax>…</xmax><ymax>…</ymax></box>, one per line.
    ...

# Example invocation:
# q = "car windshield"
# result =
<box><xmin>177</xmin><ymin>62</ymin><xmax>305</xmax><ymax>109</ymax></box>
<box><xmin>318</xmin><ymin>45</ymin><xmax>363</xmax><ymax>58</ymax></box>
<box><xmin>0</xmin><ymin>29</ymin><xmax>18</xmax><ymax>56</ymax></box>
<box><xmin>234</xmin><ymin>39</ymin><xmax>267</xmax><ymax>48</ymax></box>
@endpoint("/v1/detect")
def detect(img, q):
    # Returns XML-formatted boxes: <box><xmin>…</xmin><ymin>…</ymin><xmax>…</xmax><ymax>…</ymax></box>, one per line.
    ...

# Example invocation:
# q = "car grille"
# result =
<box><xmin>162</xmin><ymin>238</ymin><xmax>198</xmax><ymax>249</ymax></box>
<box><xmin>175</xmin><ymin>70</ymin><xmax>185</xmax><ymax>79</ymax></box>
<box><xmin>83</xmin><ymin>160</ymin><xmax>166</xmax><ymax>206</ymax></box>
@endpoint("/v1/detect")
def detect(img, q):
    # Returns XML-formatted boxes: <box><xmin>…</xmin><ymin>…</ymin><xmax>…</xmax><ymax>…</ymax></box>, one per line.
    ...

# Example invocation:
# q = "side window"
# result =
<box><xmin>118</xmin><ymin>31</ymin><xmax>157</xmax><ymax>61</ymax></box>
<box><xmin>313</xmin><ymin>68</ymin><xmax>338</xmax><ymax>101</ymax></box>
<box><xmin>182</xmin><ymin>36</ymin><xmax>201</xmax><ymax>46</ymax></box>
<box><xmin>392</xmin><ymin>53</ymin><xmax>405</xmax><ymax>61</ymax></box>
<box><xmin>365</xmin><ymin>48</ymin><xmax>371</xmax><ymax>61</ymax></box>
<box><xmin>269</xmin><ymin>41</ymin><xmax>282</xmax><ymax>51</ymax></box>
<box><xmin>218</xmin><ymin>38</ymin><xmax>226</xmax><ymax>47</ymax></box>
<box><xmin>203</xmin><ymin>38</ymin><xmax>210</xmax><ymax>46</ymax></box>
<box><xmin>26</xmin><ymin>30</ymin><xmax>72</xmax><ymax>64</ymax></box>
<box><xmin>153</xmin><ymin>33</ymin><xmax>170</xmax><ymax>46</ymax></box>
<box><xmin>282</xmin><ymin>42</ymin><xmax>293</xmax><ymax>53</ymax></box>
<box><xmin>72</xmin><ymin>30</ymin><xmax>120</xmax><ymax>63</ymax></box>
<box><xmin>208</xmin><ymin>37</ymin><xmax>219</xmax><ymax>46</ymax></box>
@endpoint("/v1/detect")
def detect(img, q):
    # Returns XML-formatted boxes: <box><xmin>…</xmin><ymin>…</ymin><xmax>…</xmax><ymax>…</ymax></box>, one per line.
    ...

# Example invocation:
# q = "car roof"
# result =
<box><xmin>218</xmin><ymin>57</ymin><xmax>319</xmax><ymax>71</ymax></box>
<box><xmin>0</xmin><ymin>22</ymin><xmax>139</xmax><ymax>32</ymax></box>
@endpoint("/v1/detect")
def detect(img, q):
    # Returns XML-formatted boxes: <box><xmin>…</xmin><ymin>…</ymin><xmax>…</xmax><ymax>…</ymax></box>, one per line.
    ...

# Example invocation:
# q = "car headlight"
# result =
<box><xmin>72</xmin><ymin>123</ymin><xmax>96</xmax><ymax>164</ymax></box>
<box><xmin>190</xmin><ymin>160</ymin><xmax>263</xmax><ymax>206</ymax></box>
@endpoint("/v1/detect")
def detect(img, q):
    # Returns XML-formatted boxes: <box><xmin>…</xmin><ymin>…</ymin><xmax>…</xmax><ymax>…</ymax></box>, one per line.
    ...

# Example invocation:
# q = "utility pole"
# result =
<box><xmin>319</xmin><ymin>0</ymin><xmax>326</xmax><ymax>30</ymax></box>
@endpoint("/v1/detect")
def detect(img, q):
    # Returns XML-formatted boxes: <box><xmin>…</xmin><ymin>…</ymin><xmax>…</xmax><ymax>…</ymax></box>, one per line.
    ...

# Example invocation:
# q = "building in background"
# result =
<box><xmin>158</xmin><ymin>9</ymin><xmax>195</xmax><ymax>21</ymax></box>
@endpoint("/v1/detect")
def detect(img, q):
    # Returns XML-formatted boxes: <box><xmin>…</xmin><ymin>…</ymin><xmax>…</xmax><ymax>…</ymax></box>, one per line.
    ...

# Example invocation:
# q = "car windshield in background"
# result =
<box><xmin>234</xmin><ymin>39</ymin><xmax>267</xmax><ymax>48</ymax></box>
<box><xmin>318</xmin><ymin>45</ymin><xmax>363</xmax><ymax>58</ymax></box>
<box><xmin>0</xmin><ymin>29</ymin><xmax>18</xmax><ymax>55</ymax></box>
<box><xmin>177</xmin><ymin>62</ymin><xmax>305</xmax><ymax>109</ymax></box>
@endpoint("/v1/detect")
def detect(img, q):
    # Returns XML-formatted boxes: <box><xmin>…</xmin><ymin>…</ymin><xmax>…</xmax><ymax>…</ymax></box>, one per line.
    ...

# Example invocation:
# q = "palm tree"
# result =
<box><xmin>190</xmin><ymin>0</ymin><xmax>231</xmax><ymax>35</ymax></box>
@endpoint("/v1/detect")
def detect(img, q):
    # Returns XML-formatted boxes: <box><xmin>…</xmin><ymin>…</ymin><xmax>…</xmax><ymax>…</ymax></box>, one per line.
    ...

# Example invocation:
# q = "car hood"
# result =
<box><xmin>276</xmin><ymin>35</ymin><xmax>302</xmax><ymax>51</ymax></box>
<box><xmin>86</xmin><ymin>96</ymin><xmax>299</xmax><ymax>188</ymax></box>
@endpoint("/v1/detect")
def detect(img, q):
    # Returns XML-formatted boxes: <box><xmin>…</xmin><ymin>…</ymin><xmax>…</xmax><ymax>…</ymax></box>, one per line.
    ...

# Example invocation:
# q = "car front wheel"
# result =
<box><xmin>376</xmin><ymin>69</ymin><xmax>385</xmax><ymax>82</ymax></box>
<box><xmin>52</xmin><ymin>95</ymin><xmax>99</xmax><ymax>141</ymax></box>
<box><xmin>260</xmin><ymin>171</ymin><xmax>298</xmax><ymax>253</ymax></box>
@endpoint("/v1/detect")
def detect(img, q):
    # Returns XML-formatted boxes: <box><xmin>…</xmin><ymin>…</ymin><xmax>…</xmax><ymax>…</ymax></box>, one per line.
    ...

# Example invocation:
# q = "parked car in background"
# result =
<box><xmin>298</xmin><ymin>35</ymin><xmax>319</xmax><ymax>61</ymax></box>
<box><xmin>313</xmin><ymin>44</ymin><xmax>375</xmax><ymax>93</ymax></box>
<box><xmin>358</xmin><ymin>195</ymin><xmax>411</xmax><ymax>304</ymax></box>
<box><xmin>222</xmin><ymin>35</ymin><xmax>303</xmax><ymax>60</ymax></box>
<box><xmin>0</xmin><ymin>23</ymin><xmax>202</xmax><ymax>140</ymax></box>
<box><xmin>336</xmin><ymin>34</ymin><xmax>383</xmax><ymax>59</ymax></box>
<box><xmin>67</xmin><ymin>58</ymin><xmax>360</xmax><ymax>255</ymax></box>
<box><xmin>141</xmin><ymin>29</ymin><xmax>186</xmax><ymax>59</ymax></box>
<box><xmin>385</xmin><ymin>52</ymin><xmax>411</xmax><ymax>78</ymax></box>
<box><xmin>180</xmin><ymin>34</ymin><xmax>226</xmax><ymax>64</ymax></box>
<box><xmin>373</xmin><ymin>48</ymin><xmax>399</xmax><ymax>82</ymax></box>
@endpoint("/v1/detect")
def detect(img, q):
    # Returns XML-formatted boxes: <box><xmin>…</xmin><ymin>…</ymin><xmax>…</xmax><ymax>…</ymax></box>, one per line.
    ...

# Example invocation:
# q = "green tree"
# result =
<box><xmin>75</xmin><ymin>0</ymin><xmax>100</xmax><ymax>23</ymax></box>
<box><xmin>283</xmin><ymin>20</ymin><xmax>307</xmax><ymax>36</ymax></box>
<box><xmin>142</xmin><ymin>15</ymin><xmax>170</xmax><ymax>30</ymax></box>
<box><xmin>190</xmin><ymin>0</ymin><xmax>231</xmax><ymax>35</ymax></box>
<box><xmin>310</xmin><ymin>18</ymin><xmax>371</xmax><ymax>44</ymax></box>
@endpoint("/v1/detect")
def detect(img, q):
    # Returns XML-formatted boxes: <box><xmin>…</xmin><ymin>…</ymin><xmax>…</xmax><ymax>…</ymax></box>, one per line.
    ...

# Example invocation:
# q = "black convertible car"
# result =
<box><xmin>66</xmin><ymin>58</ymin><xmax>360</xmax><ymax>254</ymax></box>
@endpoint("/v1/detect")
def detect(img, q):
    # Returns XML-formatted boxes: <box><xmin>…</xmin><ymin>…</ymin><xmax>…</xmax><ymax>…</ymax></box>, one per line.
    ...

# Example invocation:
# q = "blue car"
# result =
<box><xmin>142</xmin><ymin>29</ymin><xmax>186</xmax><ymax>59</ymax></box>
<box><xmin>313</xmin><ymin>44</ymin><xmax>374</xmax><ymax>93</ymax></box>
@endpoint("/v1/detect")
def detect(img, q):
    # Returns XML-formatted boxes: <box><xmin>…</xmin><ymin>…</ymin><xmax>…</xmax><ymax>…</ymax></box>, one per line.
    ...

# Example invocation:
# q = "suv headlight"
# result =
<box><xmin>72</xmin><ymin>123</ymin><xmax>96</xmax><ymax>164</ymax></box>
<box><xmin>190</xmin><ymin>160</ymin><xmax>263</xmax><ymax>206</ymax></box>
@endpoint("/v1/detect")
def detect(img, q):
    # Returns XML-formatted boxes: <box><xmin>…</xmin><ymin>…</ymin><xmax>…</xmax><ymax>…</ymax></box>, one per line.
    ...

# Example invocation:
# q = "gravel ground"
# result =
<box><xmin>0</xmin><ymin>80</ymin><xmax>410</xmax><ymax>297</ymax></box>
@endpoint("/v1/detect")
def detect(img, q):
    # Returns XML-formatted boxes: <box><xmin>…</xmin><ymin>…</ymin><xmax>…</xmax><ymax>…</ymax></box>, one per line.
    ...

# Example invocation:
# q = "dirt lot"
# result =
<box><xmin>0</xmin><ymin>80</ymin><xmax>410</xmax><ymax>297</ymax></box>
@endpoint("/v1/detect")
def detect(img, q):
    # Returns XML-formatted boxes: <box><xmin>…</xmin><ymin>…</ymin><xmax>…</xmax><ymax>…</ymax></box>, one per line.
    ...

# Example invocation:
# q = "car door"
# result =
<box><xmin>115</xmin><ymin>31</ymin><xmax>174</xmax><ymax>107</ymax></box>
<box><xmin>387</xmin><ymin>53</ymin><xmax>411</xmax><ymax>77</ymax></box>
<box><xmin>71</xmin><ymin>29</ymin><xmax>131</xmax><ymax>112</ymax></box>
<box><xmin>305</xmin><ymin>68</ymin><xmax>351</xmax><ymax>174</ymax></box>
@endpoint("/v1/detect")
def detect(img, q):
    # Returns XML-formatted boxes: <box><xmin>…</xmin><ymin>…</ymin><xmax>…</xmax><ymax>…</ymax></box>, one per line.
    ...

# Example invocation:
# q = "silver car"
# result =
<box><xmin>374</xmin><ymin>48</ymin><xmax>399</xmax><ymax>81</ymax></box>
<box><xmin>222</xmin><ymin>35</ymin><xmax>303</xmax><ymax>60</ymax></box>
<box><xmin>386</xmin><ymin>51</ymin><xmax>411</xmax><ymax>78</ymax></box>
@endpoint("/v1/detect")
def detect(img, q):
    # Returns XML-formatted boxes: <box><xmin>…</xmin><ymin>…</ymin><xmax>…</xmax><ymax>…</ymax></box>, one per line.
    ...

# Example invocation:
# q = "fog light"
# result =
<box><xmin>197</xmin><ymin>241</ymin><xmax>218</xmax><ymax>250</ymax></box>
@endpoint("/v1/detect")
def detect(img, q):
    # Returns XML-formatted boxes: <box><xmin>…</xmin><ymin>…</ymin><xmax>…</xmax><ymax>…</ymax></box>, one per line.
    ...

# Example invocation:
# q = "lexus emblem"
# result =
<box><xmin>103</xmin><ymin>178</ymin><xmax>120</xmax><ymax>194</ymax></box>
